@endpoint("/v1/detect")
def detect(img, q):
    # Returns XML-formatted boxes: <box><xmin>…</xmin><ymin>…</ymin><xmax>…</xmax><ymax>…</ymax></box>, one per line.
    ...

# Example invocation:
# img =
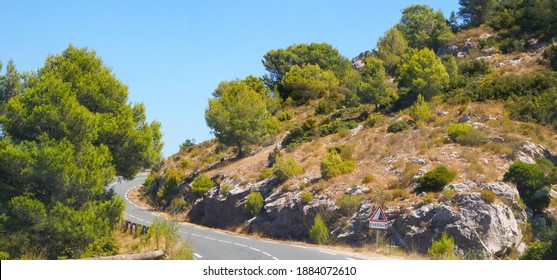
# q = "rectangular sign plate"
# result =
<box><xmin>369</xmin><ymin>221</ymin><xmax>388</xmax><ymax>229</ymax></box>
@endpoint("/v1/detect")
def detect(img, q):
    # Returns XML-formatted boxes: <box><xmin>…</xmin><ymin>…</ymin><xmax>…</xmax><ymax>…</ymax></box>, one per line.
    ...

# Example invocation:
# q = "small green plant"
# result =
<box><xmin>0</xmin><ymin>251</ymin><xmax>10</xmax><ymax>260</ymax></box>
<box><xmin>245</xmin><ymin>192</ymin><xmax>264</xmax><ymax>217</ymax></box>
<box><xmin>320</xmin><ymin>147</ymin><xmax>356</xmax><ymax>180</ymax></box>
<box><xmin>447</xmin><ymin>123</ymin><xmax>485</xmax><ymax>146</ymax></box>
<box><xmin>387</xmin><ymin>121</ymin><xmax>411</xmax><ymax>133</ymax></box>
<box><xmin>480</xmin><ymin>189</ymin><xmax>496</xmax><ymax>204</ymax></box>
<box><xmin>442</xmin><ymin>188</ymin><xmax>458</xmax><ymax>200</ymax></box>
<box><xmin>180</xmin><ymin>159</ymin><xmax>191</xmax><ymax>169</ymax></box>
<box><xmin>337</xmin><ymin>194</ymin><xmax>363</xmax><ymax>215</ymax></box>
<box><xmin>276</xmin><ymin>110</ymin><xmax>294</xmax><ymax>121</ymax></box>
<box><xmin>415</xmin><ymin>166</ymin><xmax>456</xmax><ymax>193</ymax></box>
<box><xmin>272</xmin><ymin>156</ymin><xmax>303</xmax><ymax>183</ymax></box>
<box><xmin>362</xmin><ymin>174</ymin><xmax>376</xmax><ymax>184</ymax></box>
<box><xmin>80</xmin><ymin>236</ymin><xmax>120</xmax><ymax>258</ymax></box>
<box><xmin>409</xmin><ymin>94</ymin><xmax>431</xmax><ymax>122</ymax></box>
<box><xmin>428</xmin><ymin>232</ymin><xmax>456</xmax><ymax>259</ymax></box>
<box><xmin>300</xmin><ymin>191</ymin><xmax>314</xmax><ymax>205</ymax></box>
<box><xmin>260</xmin><ymin>167</ymin><xmax>274</xmax><ymax>179</ymax></box>
<box><xmin>308</xmin><ymin>215</ymin><xmax>329</xmax><ymax>245</ymax></box>
<box><xmin>220</xmin><ymin>183</ymin><xmax>232</xmax><ymax>196</ymax></box>
<box><xmin>191</xmin><ymin>173</ymin><xmax>215</xmax><ymax>197</ymax></box>
<box><xmin>503</xmin><ymin>161</ymin><xmax>551</xmax><ymax>211</ymax></box>
<box><xmin>168</xmin><ymin>197</ymin><xmax>188</xmax><ymax>215</ymax></box>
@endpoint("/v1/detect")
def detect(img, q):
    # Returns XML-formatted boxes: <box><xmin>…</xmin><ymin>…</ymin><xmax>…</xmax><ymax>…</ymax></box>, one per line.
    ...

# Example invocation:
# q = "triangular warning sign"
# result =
<box><xmin>370</xmin><ymin>206</ymin><xmax>388</xmax><ymax>222</ymax></box>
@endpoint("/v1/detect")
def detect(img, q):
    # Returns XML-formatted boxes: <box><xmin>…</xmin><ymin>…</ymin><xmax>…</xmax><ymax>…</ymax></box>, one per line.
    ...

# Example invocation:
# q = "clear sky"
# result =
<box><xmin>0</xmin><ymin>0</ymin><xmax>460</xmax><ymax>157</ymax></box>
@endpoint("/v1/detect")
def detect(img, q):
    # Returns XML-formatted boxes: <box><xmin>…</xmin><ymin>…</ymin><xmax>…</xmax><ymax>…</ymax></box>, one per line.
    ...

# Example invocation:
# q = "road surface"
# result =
<box><xmin>111</xmin><ymin>176</ymin><xmax>362</xmax><ymax>260</ymax></box>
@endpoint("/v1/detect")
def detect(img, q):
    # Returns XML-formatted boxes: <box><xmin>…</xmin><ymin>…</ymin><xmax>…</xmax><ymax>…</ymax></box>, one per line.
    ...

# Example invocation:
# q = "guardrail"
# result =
<box><xmin>123</xmin><ymin>220</ymin><xmax>149</xmax><ymax>236</ymax></box>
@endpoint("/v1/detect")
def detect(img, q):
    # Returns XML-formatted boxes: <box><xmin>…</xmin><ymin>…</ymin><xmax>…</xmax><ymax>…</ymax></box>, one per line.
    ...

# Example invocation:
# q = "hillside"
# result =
<box><xmin>140</xmin><ymin>2</ymin><xmax>557</xmax><ymax>260</ymax></box>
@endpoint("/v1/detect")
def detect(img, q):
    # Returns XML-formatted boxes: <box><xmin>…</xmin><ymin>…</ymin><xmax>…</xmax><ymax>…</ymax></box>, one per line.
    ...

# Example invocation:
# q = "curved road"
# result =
<box><xmin>112</xmin><ymin>176</ymin><xmax>361</xmax><ymax>260</ymax></box>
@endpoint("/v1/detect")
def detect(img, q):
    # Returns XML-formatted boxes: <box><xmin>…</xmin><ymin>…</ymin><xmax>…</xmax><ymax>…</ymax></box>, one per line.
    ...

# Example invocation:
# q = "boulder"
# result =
<box><xmin>446</xmin><ymin>180</ymin><xmax>477</xmax><ymax>193</ymax></box>
<box><xmin>390</xmin><ymin>192</ymin><xmax>522</xmax><ymax>258</ymax></box>
<box><xmin>516</xmin><ymin>141</ymin><xmax>556</xmax><ymax>163</ymax></box>
<box><xmin>250</xmin><ymin>193</ymin><xmax>337</xmax><ymax>240</ymax></box>
<box><xmin>188</xmin><ymin>178</ymin><xmax>278</xmax><ymax>228</ymax></box>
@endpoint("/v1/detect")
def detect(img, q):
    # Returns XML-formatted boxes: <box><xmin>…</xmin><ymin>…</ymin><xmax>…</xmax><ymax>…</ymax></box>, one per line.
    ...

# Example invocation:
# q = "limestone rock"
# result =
<box><xmin>516</xmin><ymin>141</ymin><xmax>556</xmax><ymax>163</ymax></box>
<box><xmin>390</xmin><ymin>192</ymin><xmax>522</xmax><ymax>258</ymax></box>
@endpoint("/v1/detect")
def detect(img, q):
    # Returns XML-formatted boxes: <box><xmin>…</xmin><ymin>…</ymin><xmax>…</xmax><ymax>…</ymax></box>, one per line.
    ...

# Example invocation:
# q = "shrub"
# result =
<box><xmin>387</xmin><ymin>121</ymin><xmax>410</xmax><ymax>133</ymax></box>
<box><xmin>362</xmin><ymin>174</ymin><xmax>376</xmax><ymax>184</ymax></box>
<box><xmin>409</xmin><ymin>94</ymin><xmax>431</xmax><ymax>122</ymax></box>
<box><xmin>260</xmin><ymin>167</ymin><xmax>274</xmax><ymax>179</ymax></box>
<box><xmin>320</xmin><ymin>151</ymin><xmax>356</xmax><ymax>180</ymax></box>
<box><xmin>168</xmin><ymin>197</ymin><xmax>188</xmax><ymax>215</ymax></box>
<box><xmin>300</xmin><ymin>191</ymin><xmax>314</xmax><ymax>205</ymax></box>
<box><xmin>245</xmin><ymin>192</ymin><xmax>264</xmax><ymax>217</ymax></box>
<box><xmin>337</xmin><ymin>194</ymin><xmax>363</xmax><ymax>215</ymax></box>
<box><xmin>80</xmin><ymin>236</ymin><xmax>119</xmax><ymax>258</ymax></box>
<box><xmin>442</xmin><ymin>188</ymin><xmax>458</xmax><ymax>201</ymax></box>
<box><xmin>316</xmin><ymin>100</ymin><xmax>338</xmax><ymax>115</ymax></box>
<box><xmin>179</xmin><ymin>139</ymin><xmax>195</xmax><ymax>151</ymax></box>
<box><xmin>428</xmin><ymin>232</ymin><xmax>456</xmax><ymax>260</ymax></box>
<box><xmin>318</xmin><ymin>119</ymin><xmax>358</xmax><ymax>136</ymax></box>
<box><xmin>272</xmin><ymin>156</ymin><xmax>303</xmax><ymax>183</ymax></box>
<box><xmin>191</xmin><ymin>173</ymin><xmax>214</xmax><ymax>197</ymax></box>
<box><xmin>308</xmin><ymin>215</ymin><xmax>329</xmax><ymax>245</ymax></box>
<box><xmin>503</xmin><ymin>161</ymin><xmax>550</xmax><ymax>211</ymax></box>
<box><xmin>180</xmin><ymin>159</ymin><xmax>191</xmax><ymax>169</ymax></box>
<box><xmin>499</xmin><ymin>37</ymin><xmax>525</xmax><ymax>54</ymax></box>
<box><xmin>459</xmin><ymin>59</ymin><xmax>491</xmax><ymax>77</ymax></box>
<box><xmin>276</xmin><ymin>110</ymin><xmax>294</xmax><ymax>122</ymax></box>
<box><xmin>447</xmin><ymin>123</ymin><xmax>485</xmax><ymax>146</ymax></box>
<box><xmin>521</xmin><ymin>240</ymin><xmax>553</xmax><ymax>260</ymax></box>
<box><xmin>220</xmin><ymin>183</ymin><xmax>232</xmax><ymax>196</ymax></box>
<box><xmin>480</xmin><ymin>189</ymin><xmax>496</xmax><ymax>204</ymax></box>
<box><xmin>0</xmin><ymin>251</ymin><xmax>9</xmax><ymax>260</ymax></box>
<box><xmin>415</xmin><ymin>166</ymin><xmax>456</xmax><ymax>193</ymax></box>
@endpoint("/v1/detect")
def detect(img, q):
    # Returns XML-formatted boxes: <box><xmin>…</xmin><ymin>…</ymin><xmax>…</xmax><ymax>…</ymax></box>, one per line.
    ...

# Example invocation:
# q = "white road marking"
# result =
<box><xmin>291</xmin><ymin>245</ymin><xmax>308</xmax><ymax>249</ymax></box>
<box><xmin>233</xmin><ymin>243</ymin><xmax>248</xmax><ymax>248</ymax></box>
<box><xmin>319</xmin><ymin>250</ymin><xmax>337</xmax><ymax>256</ymax></box>
<box><xmin>346</xmin><ymin>257</ymin><xmax>356</xmax><ymax>260</ymax></box>
<box><xmin>217</xmin><ymin>240</ymin><xmax>232</xmax><ymax>244</ymax></box>
<box><xmin>248</xmin><ymin>247</ymin><xmax>261</xmax><ymax>252</ymax></box>
<box><xmin>272</xmin><ymin>257</ymin><xmax>279</xmax><ymax>260</ymax></box>
<box><xmin>191</xmin><ymin>234</ymin><xmax>202</xmax><ymax>237</ymax></box>
<box><xmin>236</xmin><ymin>236</ymin><xmax>250</xmax><ymax>240</ymax></box>
<box><xmin>194</xmin><ymin>253</ymin><xmax>203</xmax><ymax>259</ymax></box>
<box><xmin>204</xmin><ymin>237</ymin><xmax>217</xmax><ymax>241</ymax></box>
<box><xmin>262</xmin><ymin>252</ymin><xmax>272</xmax><ymax>257</ymax></box>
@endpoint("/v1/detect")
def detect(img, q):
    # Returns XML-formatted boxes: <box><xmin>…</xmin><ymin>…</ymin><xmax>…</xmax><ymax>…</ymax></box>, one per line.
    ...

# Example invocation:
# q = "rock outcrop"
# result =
<box><xmin>250</xmin><ymin>192</ymin><xmax>337</xmax><ymax>240</ymax></box>
<box><xmin>391</xmin><ymin>192</ymin><xmax>522</xmax><ymax>258</ymax></box>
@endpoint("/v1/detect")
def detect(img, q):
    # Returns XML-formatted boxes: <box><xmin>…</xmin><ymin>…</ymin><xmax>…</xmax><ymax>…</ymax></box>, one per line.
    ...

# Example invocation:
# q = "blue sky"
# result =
<box><xmin>0</xmin><ymin>0</ymin><xmax>460</xmax><ymax>157</ymax></box>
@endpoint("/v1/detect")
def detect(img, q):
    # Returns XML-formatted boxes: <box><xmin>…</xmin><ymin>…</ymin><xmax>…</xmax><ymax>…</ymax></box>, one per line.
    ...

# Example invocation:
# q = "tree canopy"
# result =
<box><xmin>205</xmin><ymin>78</ymin><xmax>278</xmax><ymax>158</ymax></box>
<box><xmin>0</xmin><ymin>46</ymin><xmax>162</xmax><ymax>259</ymax></box>
<box><xmin>397</xmin><ymin>4</ymin><xmax>455</xmax><ymax>51</ymax></box>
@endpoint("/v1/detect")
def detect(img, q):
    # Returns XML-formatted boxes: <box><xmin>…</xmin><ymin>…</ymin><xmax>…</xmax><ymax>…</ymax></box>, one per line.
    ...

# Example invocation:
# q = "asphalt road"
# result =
<box><xmin>111</xmin><ymin>176</ymin><xmax>361</xmax><ymax>260</ymax></box>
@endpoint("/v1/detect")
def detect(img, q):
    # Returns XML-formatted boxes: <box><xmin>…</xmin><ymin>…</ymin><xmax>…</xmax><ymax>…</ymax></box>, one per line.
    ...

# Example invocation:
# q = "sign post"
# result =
<box><xmin>369</xmin><ymin>205</ymin><xmax>388</xmax><ymax>245</ymax></box>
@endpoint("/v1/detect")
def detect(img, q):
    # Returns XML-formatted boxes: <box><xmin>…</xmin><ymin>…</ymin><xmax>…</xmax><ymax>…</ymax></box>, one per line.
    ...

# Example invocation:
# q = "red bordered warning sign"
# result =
<box><xmin>369</xmin><ymin>205</ymin><xmax>388</xmax><ymax>229</ymax></box>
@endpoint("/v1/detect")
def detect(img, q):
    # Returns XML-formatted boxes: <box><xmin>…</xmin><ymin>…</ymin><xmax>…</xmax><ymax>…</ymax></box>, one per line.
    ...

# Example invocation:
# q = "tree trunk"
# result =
<box><xmin>236</xmin><ymin>142</ymin><xmax>244</xmax><ymax>158</ymax></box>
<box><xmin>83</xmin><ymin>249</ymin><xmax>165</xmax><ymax>260</ymax></box>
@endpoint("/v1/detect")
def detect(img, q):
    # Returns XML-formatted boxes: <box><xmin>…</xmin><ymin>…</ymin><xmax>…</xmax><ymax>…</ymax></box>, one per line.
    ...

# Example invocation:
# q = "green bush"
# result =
<box><xmin>318</xmin><ymin>119</ymin><xmax>358</xmax><ymax>136</ymax></box>
<box><xmin>387</xmin><ymin>121</ymin><xmax>411</xmax><ymax>133</ymax></box>
<box><xmin>168</xmin><ymin>197</ymin><xmax>187</xmax><ymax>215</ymax></box>
<box><xmin>409</xmin><ymin>94</ymin><xmax>431</xmax><ymax>122</ymax></box>
<box><xmin>272</xmin><ymin>156</ymin><xmax>303</xmax><ymax>183</ymax></box>
<box><xmin>0</xmin><ymin>251</ymin><xmax>10</xmax><ymax>260</ymax></box>
<box><xmin>80</xmin><ymin>236</ymin><xmax>120</xmax><ymax>258</ymax></box>
<box><xmin>499</xmin><ymin>37</ymin><xmax>525</xmax><ymax>54</ymax></box>
<box><xmin>428</xmin><ymin>232</ymin><xmax>456</xmax><ymax>259</ymax></box>
<box><xmin>180</xmin><ymin>159</ymin><xmax>191</xmax><ymax>169</ymax></box>
<box><xmin>220</xmin><ymin>183</ymin><xmax>232</xmax><ymax>196</ymax></box>
<box><xmin>362</xmin><ymin>174</ymin><xmax>376</xmax><ymax>184</ymax></box>
<box><xmin>443</xmin><ymin>188</ymin><xmax>458</xmax><ymax>200</ymax></box>
<box><xmin>447</xmin><ymin>123</ymin><xmax>485</xmax><ymax>146</ymax></box>
<box><xmin>521</xmin><ymin>240</ymin><xmax>552</xmax><ymax>260</ymax></box>
<box><xmin>245</xmin><ymin>192</ymin><xmax>264</xmax><ymax>217</ymax></box>
<box><xmin>415</xmin><ymin>166</ymin><xmax>456</xmax><ymax>193</ymax></box>
<box><xmin>316</xmin><ymin>100</ymin><xmax>338</xmax><ymax>115</ymax></box>
<box><xmin>459</xmin><ymin>59</ymin><xmax>491</xmax><ymax>77</ymax></box>
<box><xmin>337</xmin><ymin>194</ymin><xmax>363</xmax><ymax>215</ymax></box>
<box><xmin>300</xmin><ymin>191</ymin><xmax>314</xmax><ymax>205</ymax></box>
<box><xmin>308</xmin><ymin>215</ymin><xmax>329</xmax><ymax>245</ymax></box>
<box><xmin>480</xmin><ymin>189</ymin><xmax>496</xmax><ymax>204</ymax></box>
<box><xmin>276</xmin><ymin>110</ymin><xmax>294</xmax><ymax>122</ymax></box>
<box><xmin>191</xmin><ymin>173</ymin><xmax>215</xmax><ymax>197</ymax></box>
<box><xmin>260</xmin><ymin>167</ymin><xmax>274</xmax><ymax>179</ymax></box>
<box><xmin>320</xmin><ymin>150</ymin><xmax>356</xmax><ymax>180</ymax></box>
<box><xmin>503</xmin><ymin>161</ymin><xmax>550</xmax><ymax>211</ymax></box>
